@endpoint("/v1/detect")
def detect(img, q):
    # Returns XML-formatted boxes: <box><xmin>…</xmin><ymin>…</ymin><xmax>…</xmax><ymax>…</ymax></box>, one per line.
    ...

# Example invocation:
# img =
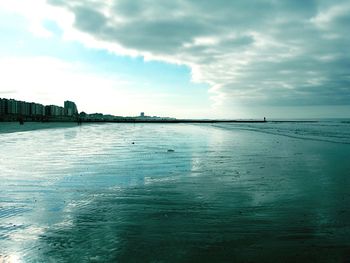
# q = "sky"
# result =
<box><xmin>0</xmin><ymin>0</ymin><xmax>349</xmax><ymax>119</ymax></box>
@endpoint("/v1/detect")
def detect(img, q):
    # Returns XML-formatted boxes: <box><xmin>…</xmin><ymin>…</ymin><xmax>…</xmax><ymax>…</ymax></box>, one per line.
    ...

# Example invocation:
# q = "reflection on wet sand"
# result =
<box><xmin>0</xmin><ymin>123</ymin><xmax>349</xmax><ymax>262</ymax></box>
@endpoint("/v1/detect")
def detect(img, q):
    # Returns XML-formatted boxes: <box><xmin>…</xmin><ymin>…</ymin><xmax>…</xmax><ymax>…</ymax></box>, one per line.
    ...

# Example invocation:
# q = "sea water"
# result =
<box><xmin>0</xmin><ymin>121</ymin><xmax>349</xmax><ymax>262</ymax></box>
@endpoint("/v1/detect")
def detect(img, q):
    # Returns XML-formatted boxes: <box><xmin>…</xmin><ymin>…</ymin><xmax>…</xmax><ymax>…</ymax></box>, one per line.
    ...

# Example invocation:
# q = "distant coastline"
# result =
<box><xmin>78</xmin><ymin>119</ymin><xmax>267</xmax><ymax>123</ymax></box>
<box><xmin>1</xmin><ymin>97</ymin><xmax>268</xmax><ymax>124</ymax></box>
<box><xmin>2</xmin><ymin>97</ymin><xmax>324</xmax><ymax>124</ymax></box>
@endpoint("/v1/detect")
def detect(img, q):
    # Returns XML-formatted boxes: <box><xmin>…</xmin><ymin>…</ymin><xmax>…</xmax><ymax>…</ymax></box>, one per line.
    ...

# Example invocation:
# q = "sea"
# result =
<box><xmin>0</xmin><ymin>120</ymin><xmax>349</xmax><ymax>262</ymax></box>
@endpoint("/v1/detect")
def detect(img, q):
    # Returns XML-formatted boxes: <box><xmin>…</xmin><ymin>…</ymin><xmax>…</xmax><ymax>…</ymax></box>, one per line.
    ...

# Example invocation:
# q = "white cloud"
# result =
<box><xmin>311</xmin><ymin>2</ymin><xmax>350</xmax><ymax>29</ymax></box>
<box><xmin>1</xmin><ymin>0</ymin><xmax>350</xmax><ymax>117</ymax></box>
<box><xmin>0</xmin><ymin>0</ymin><xmax>71</xmax><ymax>38</ymax></box>
<box><xmin>41</xmin><ymin>0</ymin><xmax>350</xmax><ymax>107</ymax></box>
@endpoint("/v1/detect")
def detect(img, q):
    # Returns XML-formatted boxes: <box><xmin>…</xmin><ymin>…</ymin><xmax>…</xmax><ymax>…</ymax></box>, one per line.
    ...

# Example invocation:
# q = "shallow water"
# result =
<box><xmin>0</xmin><ymin>122</ymin><xmax>349</xmax><ymax>262</ymax></box>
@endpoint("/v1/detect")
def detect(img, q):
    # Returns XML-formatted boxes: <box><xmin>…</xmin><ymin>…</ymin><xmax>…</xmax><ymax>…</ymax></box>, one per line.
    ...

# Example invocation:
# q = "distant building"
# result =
<box><xmin>140</xmin><ymin>112</ymin><xmax>145</xmax><ymax>117</ymax></box>
<box><xmin>64</xmin><ymin>100</ymin><xmax>78</xmax><ymax>116</ymax></box>
<box><xmin>0</xmin><ymin>98</ymin><xmax>78</xmax><ymax>120</ymax></box>
<box><xmin>45</xmin><ymin>105</ymin><xmax>64</xmax><ymax>116</ymax></box>
<box><xmin>30</xmin><ymin>103</ymin><xmax>45</xmax><ymax>116</ymax></box>
<box><xmin>79</xmin><ymin>111</ymin><xmax>87</xmax><ymax>118</ymax></box>
<box><xmin>0</xmin><ymin>98</ymin><xmax>6</xmax><ymax>115</ymax></box>
<box><xmin>18</xmin><ymin>101</ymin><xmax>30</xmax><ymax>116</ymax></box>
<box><xmin>8</xmin><ymin>99</ymin><xmax>18</xmax><ymax>115</ymax></box>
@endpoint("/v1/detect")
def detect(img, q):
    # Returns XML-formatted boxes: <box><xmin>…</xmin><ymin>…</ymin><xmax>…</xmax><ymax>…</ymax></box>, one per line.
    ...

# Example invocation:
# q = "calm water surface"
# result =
<box><xmin>0</xmin><ymin>122</ymin><xmax>349</xmax><ymax>262</ymax></box>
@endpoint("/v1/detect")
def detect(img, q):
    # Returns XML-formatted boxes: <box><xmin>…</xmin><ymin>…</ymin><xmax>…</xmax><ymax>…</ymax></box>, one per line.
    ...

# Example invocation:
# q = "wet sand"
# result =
<box><xmin>0</xmin><ymin>122</ymin><xmax>80</xmax><ymax>134</ymax></box>
<box><xmin>0</xmin><ymin>123</ymin><xmax>349</xmax><ymax>262</ymax></box>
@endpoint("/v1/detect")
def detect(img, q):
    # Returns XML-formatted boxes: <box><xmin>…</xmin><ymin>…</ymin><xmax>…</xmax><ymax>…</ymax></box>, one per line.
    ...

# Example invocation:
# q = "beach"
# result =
<box><xmin>0</xmin><ymin>122</ymin><xmax>349</xmax><ymax>262</ymax></box>
<box><xmin>0</xmin><ymin>122</ymin><xmax>79</xmax><ymax>134</ymax></box>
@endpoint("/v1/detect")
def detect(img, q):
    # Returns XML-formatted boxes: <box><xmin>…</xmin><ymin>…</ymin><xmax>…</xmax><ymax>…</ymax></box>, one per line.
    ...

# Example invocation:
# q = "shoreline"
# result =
<box><xmin>0</xmin><ymin>120</ymin><xmax>314</xmax><ymax>135</ymax></box>
<box><xmin>79</xmin><ymin>119</ymin><xmax>268</xmax><ymax>123</ymax></box>
<box><xmin>0</xmin><ymin>122</ymin><xmax>80</xmax><ymax>134</ymax></box>
<box><xmin>1</xmin><ymin>119</ymin><xmax>321</xmax><ymax>124</ymax></box>
<box><xmin>0</xmin><ymin>119</ymin><xmax>323</xmax><ymax>135</ymax></box>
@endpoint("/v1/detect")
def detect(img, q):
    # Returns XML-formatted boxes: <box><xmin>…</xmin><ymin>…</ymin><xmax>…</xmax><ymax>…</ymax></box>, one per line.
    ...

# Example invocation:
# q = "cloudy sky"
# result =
<box><xmin>0</xmin><ymin>0</ymin><xmax>349</xmax><ymax>118</ymax></box>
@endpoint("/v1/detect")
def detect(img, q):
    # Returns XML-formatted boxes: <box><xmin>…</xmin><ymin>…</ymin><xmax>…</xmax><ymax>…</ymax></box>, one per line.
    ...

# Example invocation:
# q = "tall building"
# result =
<box><xmin>0</xmin><ymin>98</ymin><xmax>5</xmax><ymax>115</ymax></box>
<box><xmin>45</xmin><ymin>105</ymin><xmax>64</xmax><ymax>116</ymax></box>
<box><xmin>36</xmin><ymin>104</ymin><xmax>45</xmax><ymax>116</ymax></box>
<box><xmin>1</xmin><ymin>98</ymin><xmax>78</xmax><ymax>119</ymax></box>
<box><xmin>8</xmin><ymin>99</ymin><xmax>18</xmax><ymax>114</ymax></box>
<box><xmin>31</xmin><ymin>103</ymin><xmax>45</xmax><ymax>116</ymax></box>
<box><xmin>17</xmin><ymin>101</ymin><xmax>30</xmax><ymax>116</ymax></box>
<box><xmin>64</xmin><ymin>101</ymin><xmax>78</xmax><ymax>116</ymax></box>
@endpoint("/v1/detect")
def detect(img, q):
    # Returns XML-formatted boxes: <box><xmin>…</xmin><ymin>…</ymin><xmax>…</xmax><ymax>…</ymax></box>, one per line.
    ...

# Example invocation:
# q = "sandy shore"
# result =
<box><xmin>0</xmin><ymin>122</ymin><xmax>86</xmax><ymax>134</ymax></box>
<box><xmin>0</xmin><ymin>123</ymin><xmax>349</xmax><ymax>262</ymax></box>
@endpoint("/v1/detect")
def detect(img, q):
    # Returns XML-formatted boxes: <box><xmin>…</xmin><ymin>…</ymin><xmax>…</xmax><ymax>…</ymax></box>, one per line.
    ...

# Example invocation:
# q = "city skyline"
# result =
<box><xmin>0</xmin><ymin>97</ymin><xmax>173</xmax><ymax>122</ymax></box>
<box><xmin>0</xmin><ymin>97</ymin><xmax>78</xmax><ymax>120</ymax></box>
<box><xmin>0</xmin><ymin>1</ymin><xmax>349</xmax><ymax>119</ymax></box>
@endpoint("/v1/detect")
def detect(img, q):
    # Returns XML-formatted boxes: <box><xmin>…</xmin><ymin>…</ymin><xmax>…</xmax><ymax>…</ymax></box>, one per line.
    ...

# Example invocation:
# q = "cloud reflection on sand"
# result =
<box><xmin>0</xmin><ymin>122</ymin><xmax>349</xmax><ymax>262</ymax></box>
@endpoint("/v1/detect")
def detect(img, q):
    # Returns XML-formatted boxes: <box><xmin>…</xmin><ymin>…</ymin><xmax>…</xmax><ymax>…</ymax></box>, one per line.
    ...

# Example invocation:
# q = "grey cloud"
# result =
<box><xmin>329</xmin><ymin>13</ymin><xmax>350</xmax><ymax>33</ymax></box>
<box><xmin>74</xmin><ymin>6</ymin><xmax>106</xmax><ymax>32</ymax></box>
<box><xmin>112</xmin><ymin>1</ymin><xmax>144</xmax><ymax>17</ymax></box>
<box><xmin>47</xmin><ymin>0</ymin><xmax>350</xmax><ymax>106</ymax></box>
<box><xmin>219</xmin><ymin>36</ymin><xmax>255</xmax><ymax>49</ymax></box>
<box><xmin>105</xmin><ymin>19</ymin><xmax>211</xmax><ymax>53</ymax></box>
